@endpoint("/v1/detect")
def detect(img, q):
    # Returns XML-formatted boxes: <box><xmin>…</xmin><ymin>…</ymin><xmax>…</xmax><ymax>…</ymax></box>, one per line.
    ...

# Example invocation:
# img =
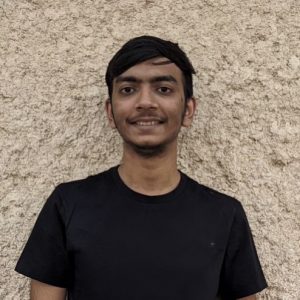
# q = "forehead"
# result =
<box><xmin>115</xmin><ymin>57</ymin><xmax>183</xmax><ymax>82</ymax></box>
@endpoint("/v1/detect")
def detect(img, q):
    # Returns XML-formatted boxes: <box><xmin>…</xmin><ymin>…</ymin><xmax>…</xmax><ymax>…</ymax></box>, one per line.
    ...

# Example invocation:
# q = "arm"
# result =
<box><xmin>238</xmin><ymin>295</ymin><xmax>256</xmax><ymax>300</ymax></box>
<box><xmin>30</xmin><ymin>279</ymin><xmax>67</xmax><ymax>300</ymax></box>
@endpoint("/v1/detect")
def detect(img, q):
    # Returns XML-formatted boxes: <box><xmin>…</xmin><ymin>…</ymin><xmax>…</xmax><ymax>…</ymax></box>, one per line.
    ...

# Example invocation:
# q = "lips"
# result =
<box><xmin>128</xmin><ymin>116</ymin><xmax>165</xmax><ymax>126</ymax></box>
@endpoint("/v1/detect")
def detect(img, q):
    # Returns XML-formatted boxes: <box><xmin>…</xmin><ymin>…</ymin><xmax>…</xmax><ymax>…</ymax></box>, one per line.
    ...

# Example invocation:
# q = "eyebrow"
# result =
<box><xmin>115</xmin><ymin>75</ymin><xmax>178</xmax><ymax>84</ymax></box>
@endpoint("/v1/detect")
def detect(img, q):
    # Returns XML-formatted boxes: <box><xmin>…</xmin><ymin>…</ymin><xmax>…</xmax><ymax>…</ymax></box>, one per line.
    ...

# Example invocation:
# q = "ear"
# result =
<box><xmin>182</xmin><ymin>97</ymin><xmax>196</xmax><ymax>127</ymax></box>
<box><xmin>105</xmin><ymin>99</ymin><xmax>116</xmax><ymax>128</ymax></box>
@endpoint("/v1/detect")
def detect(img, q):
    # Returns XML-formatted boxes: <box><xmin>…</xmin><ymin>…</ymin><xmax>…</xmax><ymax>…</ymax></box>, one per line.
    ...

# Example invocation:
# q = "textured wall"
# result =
<box><xmin>1</xmin><ymin>0</ymin><xmax>299</xmax><ymax>299</ymax></box>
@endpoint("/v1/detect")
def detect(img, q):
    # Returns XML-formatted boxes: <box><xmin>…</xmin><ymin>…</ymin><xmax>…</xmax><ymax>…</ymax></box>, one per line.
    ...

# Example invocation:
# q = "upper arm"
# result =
<box><xmin>30</xmin><ymin>279</ymin><xmax>67</xmax><ymax>300</ymax></box>
<box><xmin>218</xmin><ymin>202</ymin><xmax>267</xmax><ymax>298</ymax></box>
<box><xmin>15</xmin><ymin>187</ymin><xmax>71</xmax><ymax>294</ymax></box>
<box><xmin>238</xmin><ymin>294</ymin><xmax>257</xmax><ymax>300</ymax></box>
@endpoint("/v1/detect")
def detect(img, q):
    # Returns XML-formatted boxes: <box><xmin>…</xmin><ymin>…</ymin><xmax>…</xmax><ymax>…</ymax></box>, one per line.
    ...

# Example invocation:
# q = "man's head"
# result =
<box><xmin>105</xmin><ymin>36</ymin><xmax>196</xmax><ymax>157</ymax></box>
<box><xmin>105</xmin><ymin>35</ymin><xmax>196</xmax><ymax>102</ymax></box>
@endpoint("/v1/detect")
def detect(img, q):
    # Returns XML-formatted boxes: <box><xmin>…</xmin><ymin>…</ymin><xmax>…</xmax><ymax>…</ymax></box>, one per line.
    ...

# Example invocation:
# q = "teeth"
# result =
<box><xmin>136</xmin><ymin>121</ymin><xmax>159</xmax><ymax>126</ymax></box>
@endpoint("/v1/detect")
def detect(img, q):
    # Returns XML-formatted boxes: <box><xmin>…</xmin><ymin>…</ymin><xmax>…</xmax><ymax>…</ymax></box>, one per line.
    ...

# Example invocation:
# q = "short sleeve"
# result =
<box><xmin>218</xmin><ymin>202</ymin><xmax>267</xmax><ymax>299</ymax></box>
<box><xmin>15</xmin><ymin>186</ymin><xmax>71</xmax><ymax>288</ymax></box>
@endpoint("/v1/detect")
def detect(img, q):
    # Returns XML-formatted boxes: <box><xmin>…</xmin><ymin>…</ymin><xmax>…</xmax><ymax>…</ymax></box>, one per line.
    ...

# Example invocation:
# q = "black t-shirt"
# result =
<box><xmin>15</xmin><ymin>166</ymin><xmax>267</xmax><ymax>299</ymax></box>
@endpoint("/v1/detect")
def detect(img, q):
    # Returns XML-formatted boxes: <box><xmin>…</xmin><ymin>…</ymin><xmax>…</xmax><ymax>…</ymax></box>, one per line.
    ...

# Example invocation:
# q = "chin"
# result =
<box><xmin>125</xmin><ymin>140</ymin><xmax>167</xmax><ymax>157</ymax></box>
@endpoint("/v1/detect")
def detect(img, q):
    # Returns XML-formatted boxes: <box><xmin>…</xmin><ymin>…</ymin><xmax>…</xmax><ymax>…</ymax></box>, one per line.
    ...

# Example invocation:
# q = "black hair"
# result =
<box><xmin>105</xmin><ymin>35</ymin><xmax>195</xmax><ymax>101</ymax></box>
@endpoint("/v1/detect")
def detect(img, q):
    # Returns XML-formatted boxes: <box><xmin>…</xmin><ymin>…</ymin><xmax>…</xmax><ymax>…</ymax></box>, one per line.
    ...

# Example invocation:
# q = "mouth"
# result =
<box><xmin>134</xmin><ymin>120</ymin><xmax>162</xmax><ymax>126</ymax></box>
<box><xmin>128</xmin><ymin>117</ymin><xmax>165</xmax><ymax>127</ymax></box>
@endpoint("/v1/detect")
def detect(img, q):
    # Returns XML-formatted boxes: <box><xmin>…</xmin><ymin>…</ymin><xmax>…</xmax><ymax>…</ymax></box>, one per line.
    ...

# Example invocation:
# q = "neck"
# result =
<box><xmin>118</xmin><ymin>142</ymin><xmax>180</xmax><ymax>196</ymax></box>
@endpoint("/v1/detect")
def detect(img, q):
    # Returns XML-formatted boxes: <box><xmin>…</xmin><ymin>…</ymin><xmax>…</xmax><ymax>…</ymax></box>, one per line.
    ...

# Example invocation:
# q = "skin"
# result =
<box><xmin>106</xmin><ymin>57</ymin><xmax>195</xmax><ymax>195</ymax></box>
<box><xmin>30</xmin><ymin>280</ymin><xmax>66</xmax><ymax>300</ymax></box>
<box><xmin>30</xmin><ymin>57</ymin><xmax>257</xmax><ymax>300</ymax></box>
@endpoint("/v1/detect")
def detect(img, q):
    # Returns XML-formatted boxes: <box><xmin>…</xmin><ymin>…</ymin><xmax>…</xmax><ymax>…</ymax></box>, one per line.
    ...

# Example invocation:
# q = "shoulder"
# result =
<box><xmin>47</xmin><ymin>166</ymin><xmax>116</xmax><ymax>222</ymax></box>
<box><xmin>182</xmin><ymin>172</ymin><xmax>243</xmax><ymax>216</ymax></box>
<box><xmin>56</xmin><ymin>166</ymin><xmax>114</xmax><ymax>197</ymax></box>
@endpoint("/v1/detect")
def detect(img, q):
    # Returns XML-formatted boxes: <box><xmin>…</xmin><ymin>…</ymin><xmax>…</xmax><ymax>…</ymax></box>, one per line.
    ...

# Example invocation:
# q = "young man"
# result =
<box><xmin>15</xmin><ymin>36</ymin><xmax>267</xmax><ymax>299</ymax></box>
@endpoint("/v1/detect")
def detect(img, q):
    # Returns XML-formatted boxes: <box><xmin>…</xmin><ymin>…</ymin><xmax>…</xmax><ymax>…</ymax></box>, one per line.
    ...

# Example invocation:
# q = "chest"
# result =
<box><xmin>67</xmin><ymin>200</ymin><xmax>228</xmax><ymax>278</ymax></box>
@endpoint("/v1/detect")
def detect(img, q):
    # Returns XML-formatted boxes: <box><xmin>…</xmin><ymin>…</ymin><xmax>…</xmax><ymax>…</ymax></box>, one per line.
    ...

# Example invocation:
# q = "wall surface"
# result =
<box><xmin>1</xmin><ymin>0</ymin><xmax>299</xmax><ymax>299</ymax></box>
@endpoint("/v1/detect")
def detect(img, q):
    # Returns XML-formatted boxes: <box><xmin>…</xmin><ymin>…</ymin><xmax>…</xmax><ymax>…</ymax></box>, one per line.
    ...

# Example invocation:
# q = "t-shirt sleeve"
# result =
<box><xmin>15</xmin><ymin>185</ymin><xmax>71</xmax><ymax>288</ymax></box>
<box><xmin>218</xmin><ymin>201</ymin><xmax>268</xmax><ymax>299</ymax></box>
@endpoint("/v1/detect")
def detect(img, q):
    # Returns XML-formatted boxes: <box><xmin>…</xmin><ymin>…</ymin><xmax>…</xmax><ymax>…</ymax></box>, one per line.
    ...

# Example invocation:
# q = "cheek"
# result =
<box><xmin>111</xmin><ymin>105</ymin><xmax>129</xmax><ymax>126</ymax></box>
<box><xmin>169</xmin><ymin>104</ymin><xmax>186</xmax><ymax>121</ymax></box>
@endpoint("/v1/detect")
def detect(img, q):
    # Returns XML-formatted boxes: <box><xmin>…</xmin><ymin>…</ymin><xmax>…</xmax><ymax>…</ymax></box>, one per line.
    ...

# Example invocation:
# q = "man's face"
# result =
<box><xmin>106</xmin><ymin>57</ymin><xmax>195</xmax><ymax>155</ymax></box>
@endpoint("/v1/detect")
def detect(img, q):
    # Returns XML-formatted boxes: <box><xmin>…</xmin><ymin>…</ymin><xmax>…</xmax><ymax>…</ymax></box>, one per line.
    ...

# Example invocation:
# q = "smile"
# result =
<box><xmin>135</xmin><ymin>121</ymin><xmax>161</xmax><ymax>126</ymax></box>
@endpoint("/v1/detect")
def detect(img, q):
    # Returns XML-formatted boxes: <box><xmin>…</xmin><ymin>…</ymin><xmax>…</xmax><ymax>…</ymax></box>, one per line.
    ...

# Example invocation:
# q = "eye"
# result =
<box><xmin>120</xmin><ymin>87</ymin><xmax>135</xmax><ymax>95</ymax></box>
<box><xmin>157</xmin><ymin>86</ymin><xmax>172</xmax><ymax>94</ymax></box>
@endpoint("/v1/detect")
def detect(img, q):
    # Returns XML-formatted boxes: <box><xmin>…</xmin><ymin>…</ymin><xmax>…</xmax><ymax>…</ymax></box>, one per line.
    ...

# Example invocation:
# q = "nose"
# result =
<box><xmin>135</xmin><ymin>86</ymin><xmax>157</xmax><ymax>110</ymax></box>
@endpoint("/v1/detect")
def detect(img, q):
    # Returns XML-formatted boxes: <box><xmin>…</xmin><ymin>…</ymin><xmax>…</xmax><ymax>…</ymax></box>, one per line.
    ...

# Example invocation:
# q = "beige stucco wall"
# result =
<box><xmin>1</xmin><ymin>0</ymin><xmax>299</xmax><ymax>299</ymax></box>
